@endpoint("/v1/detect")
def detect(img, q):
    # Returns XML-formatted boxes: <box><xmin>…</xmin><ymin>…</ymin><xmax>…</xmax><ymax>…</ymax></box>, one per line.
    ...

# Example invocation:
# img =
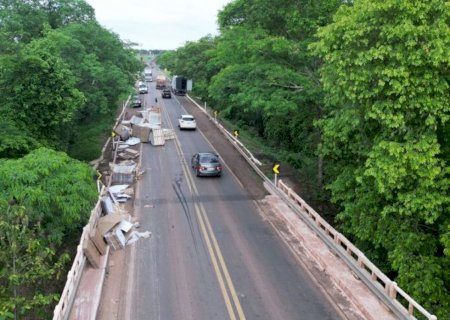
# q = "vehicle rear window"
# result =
<box><xmin>183</xmin><ymin>116</ymin><xmax>194</xmax><ymax>121</ymax></box>
<box><xmin>200</xmin><ymin>155</ymin><xmax>218</xmax><ymax>163</ymax></box>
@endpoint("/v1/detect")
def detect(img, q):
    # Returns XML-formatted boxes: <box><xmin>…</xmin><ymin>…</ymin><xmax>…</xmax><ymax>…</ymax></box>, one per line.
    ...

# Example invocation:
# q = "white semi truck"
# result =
<box><xmin>144</xmin><ymin>68</ymin><xmax>153</xmax><ymax>82</ymax></box>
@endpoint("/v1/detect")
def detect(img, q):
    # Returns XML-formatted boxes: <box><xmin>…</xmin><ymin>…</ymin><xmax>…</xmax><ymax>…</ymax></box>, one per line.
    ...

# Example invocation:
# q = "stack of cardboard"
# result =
<box><xmin>150</xmin><ymin>128</ymin><xmax>165</xmax><ymax>146</ymax></box>
<box><xmin>110</xmin><ymin>161</ymin><xmax>137</xmax><ymax>185</ymax></box>
<box><xmin>96</xmin><ymin>213</ymin><xmax>151</xmax><ymax>252</ymax></box>
<box><xmin>132</xmin><ymin>123</ymin><xmax>153</xmax><ymax>142</ymax></box>
<box><xmin>118</xmin><ymin>148</ymin><xmax>139</xmax><ymax>160</ymax></box>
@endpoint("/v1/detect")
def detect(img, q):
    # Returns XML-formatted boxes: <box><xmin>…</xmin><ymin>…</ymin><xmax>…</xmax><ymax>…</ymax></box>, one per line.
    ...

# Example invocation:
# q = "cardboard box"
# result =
<box><xmin>90</xmin><ymin>227</ymin><xmax>107</xmax><ymax>255</ymax></box>
<box><xmin>83</xmin><ymin>238</ymin><xmax>101</xmax><ymax>268</ymax></box>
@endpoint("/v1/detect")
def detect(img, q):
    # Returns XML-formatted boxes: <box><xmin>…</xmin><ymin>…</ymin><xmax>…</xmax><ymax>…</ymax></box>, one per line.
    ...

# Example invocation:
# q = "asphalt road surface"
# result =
<box><xmin>126</xmin><ymin>74</ymin><xmax>342</xmax><ymax>320</ymax></box>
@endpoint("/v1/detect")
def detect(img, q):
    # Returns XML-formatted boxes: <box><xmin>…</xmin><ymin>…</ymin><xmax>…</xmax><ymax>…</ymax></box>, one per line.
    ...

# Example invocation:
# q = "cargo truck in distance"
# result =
<box><xmin>171</xmin><ymin>75</ymin><xmax>192</xmax><ymax>96</ymax></box>
<box><xmin>156</xmin><ymin>75</ymin><xmax>166</xmax><ymax>89</ymax></box>
<box><xmin>144</xmin><ymin>68</ymin><xmax>153</xmax><ymax>82</ymax></box>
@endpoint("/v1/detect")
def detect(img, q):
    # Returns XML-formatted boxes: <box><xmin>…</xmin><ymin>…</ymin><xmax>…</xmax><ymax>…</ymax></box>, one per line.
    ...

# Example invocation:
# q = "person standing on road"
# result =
<box><xmin>155</xmin><ymin>97</ymin><xmax>158</xmax><ymax>103</ymax></box>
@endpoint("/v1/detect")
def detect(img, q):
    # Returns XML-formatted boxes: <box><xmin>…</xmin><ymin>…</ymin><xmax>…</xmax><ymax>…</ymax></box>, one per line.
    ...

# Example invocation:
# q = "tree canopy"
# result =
<box><xmin>0</xmin><ymin>0</ymin><xmax>142</xmax><ymax>318</ymax></box>
<box><xmin>0</xmin><ymin>0</ymin><xmax>142</xmax><ymax>160</ymax></box>
<box><xmin>0</xmin><ymin>148</ymin><xmax>98</xmax><ymax>318</ymax></box>
<box><xmin>311</xmin><ymin>0</ymin><xmax>450</xmax><ymax>315</ymax></box>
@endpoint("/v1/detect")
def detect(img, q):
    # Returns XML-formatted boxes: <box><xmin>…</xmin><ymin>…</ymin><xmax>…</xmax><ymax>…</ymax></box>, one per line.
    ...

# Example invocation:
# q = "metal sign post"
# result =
<box><xmin>233</xmin><ymin>129</ymin><xmax>239</xmax><ymax>141</ymax></box>
<box><xmin>272</xmin><ymin>163</ymin><xmax>280</xmax><ymax>186</ymax></box>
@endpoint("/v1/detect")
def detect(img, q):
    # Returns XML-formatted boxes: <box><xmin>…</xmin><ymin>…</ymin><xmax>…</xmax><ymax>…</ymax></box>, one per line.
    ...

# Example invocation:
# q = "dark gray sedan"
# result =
<box><xmin>130</xmin><ymin>95</ymin><xmax>142</xmax><ymax>108</ymax></box>
<box><xmin>191</xmin><ymin>152</ymin><xmax>222</xmax><ymax>177</ymax></box>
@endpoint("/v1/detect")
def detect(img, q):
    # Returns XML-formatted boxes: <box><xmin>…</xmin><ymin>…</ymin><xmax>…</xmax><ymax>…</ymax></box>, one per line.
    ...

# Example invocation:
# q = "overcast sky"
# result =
<box><xmin>85</xmin><ymin>0</ymin><xmax>233</xmax><ymax>50</ymax></box>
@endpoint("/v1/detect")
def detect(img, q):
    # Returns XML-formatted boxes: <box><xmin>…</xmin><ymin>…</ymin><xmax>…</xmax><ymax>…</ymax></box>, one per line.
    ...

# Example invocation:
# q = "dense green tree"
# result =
<box><xmin>47</xmin><ymin>22</ymin><xmax>141</xmax><ymax>123</ymax></box>
<box><xmin>0</xmin><ymin>117</ymin><xmax>40</xmax><ymax>159</ymax></box>
<box><xmin>0</xmin><ymin>0</ymin><xmax>139</xmax><ymax>317</ymax></box>
<box><xmin>43</xmin><ymin>0</ymin><xmax>95</xmax><ymax>29</ymax></box>
<box><xmin>0</xmin><ymin>202</ymin><xmax>69</xmax><ymax>320</ymax></box>
<box><xmin>0</xmin><ymin>0</ymin><xmax>141</xmax><ymax>159</ymax></box>
<box><xmin>0</xmin><ymin>148</ymin><xmax>98</xmax><ymax>318</ymax></box>
<box><xmin>168</xmin><ymin>36</ymin><xmax>217</xmax><ymax>99</ymax></box>
<box><xmin>156</xmin><ymin>50</ymin><xmax>177</xmax><ymax>71</ymax></box>
<box><xmin>311</xmin><ymin>0</ymin><xmax>450</xmax><ymax>316</ymax></box>
<box><xmin>158</xmin><ymin>0</ymin><xmax>341</xmax><ymax>189</ymax></box>
<box><xmin>0</xmin><ymin>148</ymin><xmax>98</xmax><ymax>244</ymax></box>
<box><xmin>0</xmin><ymin>0</ymin><xmax>47</xmax><ymax>48</ymax></box>
<box><xmin>3</xmin><ymin>34</ymin><xmax>85</xmax><ymax>150</ymax></box>
<box><xmin>206</xmin><ymin>0</ymin><xmax>341</xmax><ymax>186</ymax></box>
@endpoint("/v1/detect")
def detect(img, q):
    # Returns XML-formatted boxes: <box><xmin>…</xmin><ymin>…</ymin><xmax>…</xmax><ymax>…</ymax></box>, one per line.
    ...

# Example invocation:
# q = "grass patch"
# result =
<box><xmin>216</xmin><ymin>113</ymin><xmax>337</xmax><ymax>222</ymax></box>
<box><xmin>219</xmin><ymin>117</ymin><xmax>277</xmax><ymax>163</ymax></box>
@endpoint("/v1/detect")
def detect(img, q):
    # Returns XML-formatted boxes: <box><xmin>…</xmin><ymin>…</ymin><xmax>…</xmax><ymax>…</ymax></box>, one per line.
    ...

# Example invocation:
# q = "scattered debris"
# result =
<box><xmin>132</xmin><ymin>123</ymin><xmax>153</xmax><ymax>142</ymax></box>
<box><xmin>102</xmin><ymin>217</ymin><xmax>151</xmax><ymax>251</ymax></box>
<box><xmin>110</xmin><ymin>161</ymin><xmax>137</xmax><ymax>184</ymax></box>
<box><xmin>123</xmin><ymin>137</ymin><xmax>141</xmax><ymax>146</ymax></box>
<box><xmin>101</xmin><ymin>196</ymin><xmax>115</xmax><ymax>215</ymax></box>
<box><xmin>117</xmin><ymin>148</ymin><xmax>139</xmax><ymax>160</ymax></box>
<box><xmin>109</xmin><ymin>184</ymin><xmax>129</xmax><ymax>194</ymax></box>
<box><xmin>114</xmin><ymin>124</ymin><xmax>132</xmax><ymax>141</ymax></box>
<box><xmin>117</xmin><ymin>143</ymin><xmax>130</xmax><ymax>150</ymax></box>
<box><xmin>130</xmin><ymin>115</ymin><xmax>144</xmax><ymax>125</ymax></box>
<box><xmin>121</xmin><ymin>119</ymin><xmax>131</xmax><ymax>126</ymax></box>
<box><xmin>107</xmin><ymin>184</ymin><xmax>133</xmax><ymax>203</ymax></box>
<box><xmin>126</xmin><ymin>231</ymin><xmax>152</xmax><ymax>246</ymax></box>
<box><xmin>163</xmin><ymin>128</ymin><xmax>176</xmax><ymax>140</ymax></box>
<box><xmin>117</xmin><ymin>219</ymin><xmax>133</xmax><ymax>233</ymax></box>
<box><xmin>138</xmin><ymin>107</ymin><xmax>162</xmax><ymax>129</ymax></box>
<box><xmin>97</xmin><ymin>213</ymin><xmax>124</xmax><ymax>236</ymax></box>
<box><xmin>84</xmin><ymin>108</ymin><xmax>170</xmax><ymax>268</ymax></box>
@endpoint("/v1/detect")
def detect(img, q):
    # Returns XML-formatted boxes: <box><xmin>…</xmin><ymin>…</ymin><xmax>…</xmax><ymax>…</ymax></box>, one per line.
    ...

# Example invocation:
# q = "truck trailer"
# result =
<box><xmin>171</xmin><ymin>76</ymin><xmax>192</xmax><ymax>95</ymax></box>
<box><xmin>144</xmin><ymin>68</ymin><xmax>153</xmax><ymax>82</ymax></box>
<box><xmin>156</xmin><ymin>75</ymin><xmax>166</xmax><ymax>89</ymax></box>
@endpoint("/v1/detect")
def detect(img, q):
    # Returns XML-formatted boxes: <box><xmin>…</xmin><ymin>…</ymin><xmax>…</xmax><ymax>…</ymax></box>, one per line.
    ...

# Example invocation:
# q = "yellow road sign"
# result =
<box><xmin>273</xmin><ymin>163</ymin><xmax>280</xmax><ymax>174</ymax></box>
<box><xmin>233</xmin><ymin>130</ymin><xmax>239</xmax><ymax>138</ymax></box>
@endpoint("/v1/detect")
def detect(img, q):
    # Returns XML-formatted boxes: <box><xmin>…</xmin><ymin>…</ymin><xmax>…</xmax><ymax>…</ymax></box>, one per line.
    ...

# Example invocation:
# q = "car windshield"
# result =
<box><xmin>183</xmin><ymin>116</ymin><xmax>194</xmax><ymax>121</ymax></box>
<box><xmin>200</xmin><ymin>155</ymin><xmax>218</xmax><ymax>163</ymax></box>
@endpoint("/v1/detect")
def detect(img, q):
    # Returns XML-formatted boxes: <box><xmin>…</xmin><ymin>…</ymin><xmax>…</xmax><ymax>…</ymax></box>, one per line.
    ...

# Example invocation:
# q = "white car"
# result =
<box><xmin>178</xmin><ymin>115</ymin><xmax>196</xmax><ymax>130</ymax></box>
<box><xmin>138</xmin><ymin>83</ymin><xmax>148</xmax><ymax>94</ymax></box>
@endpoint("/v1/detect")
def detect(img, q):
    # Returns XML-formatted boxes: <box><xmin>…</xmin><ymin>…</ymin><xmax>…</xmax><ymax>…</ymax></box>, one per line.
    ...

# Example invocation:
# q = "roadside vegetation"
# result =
<box><xmin>157</xmin><ymin>0</ymin><xmax>450</xmax><ymax>317</ymax></box>
<box><xmin>0</xmin><ymin>0</ymin><xmax>142</xmax><ymax>318</ymax></box>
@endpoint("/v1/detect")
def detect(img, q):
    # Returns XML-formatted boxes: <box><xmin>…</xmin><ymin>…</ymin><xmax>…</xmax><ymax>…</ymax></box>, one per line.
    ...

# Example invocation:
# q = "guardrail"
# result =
<box><xmin>53</xmin><ymin>201</ymin><xmax>103</xmax><ymax>320</ymax></box>
<box><xmin>53</xmin><ymin>99</ymin><xmax>130</xmax><ymax>320</ymax></box>
<box><xmin>186</xmin><ymin>94</ymin><xmax>437</xmax><ymax>320</ymax></box>
<box><xmin>277</xmin><ymin>181</ymin><xmax>437</xmax><ymax>320</ymax></box>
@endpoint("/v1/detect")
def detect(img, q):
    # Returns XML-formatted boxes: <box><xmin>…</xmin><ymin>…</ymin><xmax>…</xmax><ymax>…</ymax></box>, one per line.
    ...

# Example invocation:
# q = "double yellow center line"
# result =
<box><xmin>165</xmin><ymin>105</ymin><xmax>246</xmax><ymax>320</ymax></box>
